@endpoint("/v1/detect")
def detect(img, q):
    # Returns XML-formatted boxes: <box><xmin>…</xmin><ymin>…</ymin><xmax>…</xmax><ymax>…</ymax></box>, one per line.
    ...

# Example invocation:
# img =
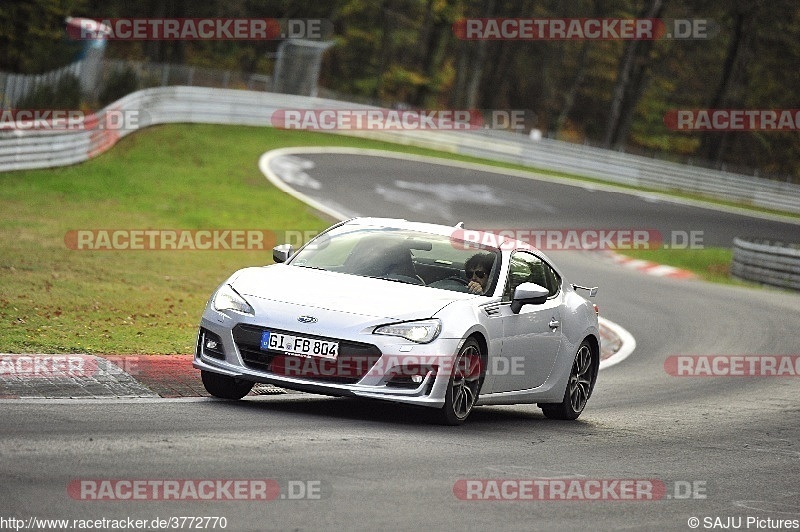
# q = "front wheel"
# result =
<box><xmin>541</xmin><ymin>340</ymin><xmax>596</xmax><ymax>420</ymax></box>
<box><xmin>436</xmin><ymin>338</ymin><xmax>483</xmax><ymax>425</ymax></box>
<box><xmin>201</xmin><ymin>370</ymin><xmax>254</xmax><ymax>400</ymax></box>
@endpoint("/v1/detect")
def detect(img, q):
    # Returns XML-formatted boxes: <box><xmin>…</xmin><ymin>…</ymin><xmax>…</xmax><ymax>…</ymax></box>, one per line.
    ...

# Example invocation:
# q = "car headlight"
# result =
<box><xmin>213</xmin><ymin>284</ymin><xmax>254</xmax><ymax>315</ymax></box>
<box><xmin>374</xmin><ymin>319</ymin><xmax>441</xmax><ymax>344</ymax></box>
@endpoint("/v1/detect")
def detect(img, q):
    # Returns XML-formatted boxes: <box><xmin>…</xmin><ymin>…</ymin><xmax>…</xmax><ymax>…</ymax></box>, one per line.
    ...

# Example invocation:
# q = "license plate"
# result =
<box><xmin>260</xmin><ymin>330</ymin><xmax>338</xmax><ymax>359</ymax></box>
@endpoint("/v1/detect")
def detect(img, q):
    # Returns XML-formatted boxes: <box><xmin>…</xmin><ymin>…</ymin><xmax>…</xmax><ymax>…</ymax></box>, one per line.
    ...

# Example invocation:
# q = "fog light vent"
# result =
<box><xmin>199</xmin><ymin>328</ymin><xmax>225</xmax><ymax>360</ymax></box>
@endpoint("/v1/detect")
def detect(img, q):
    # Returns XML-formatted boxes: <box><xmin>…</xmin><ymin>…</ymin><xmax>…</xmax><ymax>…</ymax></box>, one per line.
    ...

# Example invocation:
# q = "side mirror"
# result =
<box><xmin>510</xmin><ymin>282</ymin><xmax>549</xmax><ymax>314</ymax></box>
<box><xmin>272</xmin><ymin>243</ymin><xmax>294</xmax><ymax>264</ymax></box>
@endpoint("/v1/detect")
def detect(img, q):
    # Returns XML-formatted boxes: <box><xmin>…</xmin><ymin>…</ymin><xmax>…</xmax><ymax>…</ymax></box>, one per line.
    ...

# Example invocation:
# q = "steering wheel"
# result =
<box><xmin>428</xmin><ymin>276</ymin><xmax>471</xmax><ymax>292</ymax></box>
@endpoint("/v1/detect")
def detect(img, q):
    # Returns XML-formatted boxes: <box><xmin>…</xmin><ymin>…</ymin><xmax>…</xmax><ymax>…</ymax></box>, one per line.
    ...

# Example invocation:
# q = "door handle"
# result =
<box><xmin>549</xmin><ymin>319</ymin><xmax>560</xmax><ymax>329</ymax></box>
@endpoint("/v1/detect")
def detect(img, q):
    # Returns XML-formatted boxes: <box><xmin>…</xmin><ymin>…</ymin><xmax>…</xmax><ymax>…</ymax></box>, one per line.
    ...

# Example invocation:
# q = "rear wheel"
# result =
<box><xmin>201</xmin><ymin>370</ymin><xmax>254</xmax><ymax>400</ymax></box>
<box><xmin>541</xmin><ymin>341</ymin><xmax>596</xmax><ymax>420</ymax></box>
<box><xmin>437</xmin><ymin>338</ymin><xmax>483</xmax><ymax>425</ymax></box>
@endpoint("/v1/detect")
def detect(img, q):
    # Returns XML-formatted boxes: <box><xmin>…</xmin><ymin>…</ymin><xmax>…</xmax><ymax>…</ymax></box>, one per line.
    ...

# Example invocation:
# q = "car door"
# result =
<box><xmin>494</xmin><ymin>250</ymin><xmax>564</xmax><ymax>392</ymax></box>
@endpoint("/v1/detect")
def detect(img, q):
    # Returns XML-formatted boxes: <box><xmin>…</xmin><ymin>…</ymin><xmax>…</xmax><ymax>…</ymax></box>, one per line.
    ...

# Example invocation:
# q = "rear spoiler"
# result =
<box><xmin>571</xmin><ymin>284</ymin><xmax>598</xmax><ymax>297</ymax></box>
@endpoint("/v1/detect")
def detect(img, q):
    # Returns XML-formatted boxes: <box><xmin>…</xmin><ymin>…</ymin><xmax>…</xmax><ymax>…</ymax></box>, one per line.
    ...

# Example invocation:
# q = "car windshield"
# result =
<box><xmin>288</xmin><ymin>225</ymin><xmax>501</xmax><ymax>294</ymax></box>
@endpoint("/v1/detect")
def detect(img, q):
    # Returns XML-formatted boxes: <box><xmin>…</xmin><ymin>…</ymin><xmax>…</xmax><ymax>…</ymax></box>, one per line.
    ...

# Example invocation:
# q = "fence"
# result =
<box><xmin>0</xmin><ymin>40</ymin><xmax>110</xmax><ymax>108</ymax></box>
<box><xmin>2</xmin><ymin>46</ymin><xmax>329</xmax><ymax>110</ymax></box>
<box><xmin>102</xmin><ymin>60</ymin><xmax>271</xmax><ymax>92</ymax></box>
<box><xmin>1</xmin><ymin>85</ymin><xmax>800</xmax><ymax>217</ymax></box>
<box><xmin>731</xmin><ymin>237</ymin><xmax>800</xmax><ymax>291</ymax></box>
<box><xmin>0</xmin><ymin>60</ymin><xmax>85</xmax><ymax>109</ymax></box>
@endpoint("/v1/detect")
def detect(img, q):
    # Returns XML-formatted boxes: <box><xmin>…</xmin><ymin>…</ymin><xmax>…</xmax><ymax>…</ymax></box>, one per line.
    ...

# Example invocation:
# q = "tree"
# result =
<box><xmin>0</xmin><ymin>0</ymin><xmax>88</xmax><ymax>73</ymax></box>
<box><xmin>602</xmin><ymin>0</ymin><xmax>664</xmax><ymax>149</ymax></box>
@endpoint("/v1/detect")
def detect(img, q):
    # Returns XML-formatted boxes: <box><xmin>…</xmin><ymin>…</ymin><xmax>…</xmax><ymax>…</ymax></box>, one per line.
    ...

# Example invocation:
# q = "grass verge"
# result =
<box><xmin>614</xmin><ymin>248</ymin><xmax>743</xmax><ymax>285</ymax></box>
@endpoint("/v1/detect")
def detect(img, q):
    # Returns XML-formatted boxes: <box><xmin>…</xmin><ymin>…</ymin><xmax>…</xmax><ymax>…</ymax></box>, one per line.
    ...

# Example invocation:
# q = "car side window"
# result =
<box><xmin>502</xmin><ymin>251</ymin><xmax>560</xmax><ymax>302</ymax></box>
<box><xmin>543</xmin><ymin>261</ymin><xmax>562</xmax><ymax>296</ymax></box>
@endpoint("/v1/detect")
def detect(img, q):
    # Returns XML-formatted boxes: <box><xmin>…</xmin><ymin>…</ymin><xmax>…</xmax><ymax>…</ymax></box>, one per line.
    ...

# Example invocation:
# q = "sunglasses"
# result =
<box><xmin>466</xmin><ymin>270</ymin><xmax>487</xmax><ymax>279</ymax></box>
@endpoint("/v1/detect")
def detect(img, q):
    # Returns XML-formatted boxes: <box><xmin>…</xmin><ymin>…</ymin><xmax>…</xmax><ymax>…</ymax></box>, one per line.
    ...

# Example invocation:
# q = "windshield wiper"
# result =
<box><xmin>371</xmin><ymin>275</ymin><xmax>424</xmax><ymax>285</ymax></box>
<box><xmin>292</xmin><ymin>264</ymin><xmax>328</xmax><ymax>271</ymax></box>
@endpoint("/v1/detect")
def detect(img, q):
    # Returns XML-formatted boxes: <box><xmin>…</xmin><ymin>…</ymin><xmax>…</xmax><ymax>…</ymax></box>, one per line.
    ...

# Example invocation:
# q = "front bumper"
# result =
<box><xmin>193</xmin><ymin>317</ymin><xmax>464</xmax><ymax>408</ymax></box>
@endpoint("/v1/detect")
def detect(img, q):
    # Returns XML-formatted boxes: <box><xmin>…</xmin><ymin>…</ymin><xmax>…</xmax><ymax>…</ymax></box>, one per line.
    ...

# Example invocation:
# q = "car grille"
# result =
<box><xmin>233</xmin><ymin>324</ymin><xmax>382</xmax><ymax>385</ymax></box>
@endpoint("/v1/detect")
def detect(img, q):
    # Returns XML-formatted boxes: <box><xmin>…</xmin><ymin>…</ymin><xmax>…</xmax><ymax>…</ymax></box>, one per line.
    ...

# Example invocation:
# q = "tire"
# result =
<box><xmin>436</xmin><ymin>338</ymin><xmax>483</xmax><ymax>425</ymax></box>
<box><xmin>201</xmin><ymin>370</ymin><xmax>254</xmax><ymax>400</ymax></box>
<box><xmin>541</xmin><ymin>340</ymin><xmax>596</xmax><ymax>420</ymax></box>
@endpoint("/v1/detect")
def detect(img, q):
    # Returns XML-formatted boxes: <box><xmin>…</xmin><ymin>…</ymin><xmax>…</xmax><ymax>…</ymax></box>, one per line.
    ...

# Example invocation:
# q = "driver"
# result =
<box><xmin>464</xmin><ymin>252</ymin><xmax>494</xmax><ymax>295</ymax></box>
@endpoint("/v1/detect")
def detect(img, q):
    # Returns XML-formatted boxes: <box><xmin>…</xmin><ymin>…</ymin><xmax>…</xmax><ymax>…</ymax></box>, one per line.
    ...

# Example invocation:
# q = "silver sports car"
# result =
<box><xmin>194</xmin><ymin>218</ymin><xmax>600</xmax><ymax>424</ymax></box>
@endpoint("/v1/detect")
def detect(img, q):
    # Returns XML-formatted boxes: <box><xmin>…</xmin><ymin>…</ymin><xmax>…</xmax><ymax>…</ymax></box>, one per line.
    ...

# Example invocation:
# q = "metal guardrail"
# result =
<box><xmin>731</xmin><ymin>237</ymin><xmax>800</xmax><ymax>291</ymax></box>
<box><xmin>1</xmin><ymin>85</ymin><xmax>800</xmax><ymax>215</ymax></box>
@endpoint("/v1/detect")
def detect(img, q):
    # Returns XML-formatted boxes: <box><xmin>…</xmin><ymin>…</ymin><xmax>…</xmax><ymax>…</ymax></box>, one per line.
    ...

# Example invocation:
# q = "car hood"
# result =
<box><xmin>230</xmin><ymin>265</ymin><xmax>474</xmax><ymax>321</ymax></box>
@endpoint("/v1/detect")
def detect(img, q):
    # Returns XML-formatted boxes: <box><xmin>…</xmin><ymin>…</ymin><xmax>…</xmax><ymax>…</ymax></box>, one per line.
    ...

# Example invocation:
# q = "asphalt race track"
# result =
<box><xmin>2</xmin><ymin>150</ymin><xmax>799</xmax><ymax>531</ymax></box>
